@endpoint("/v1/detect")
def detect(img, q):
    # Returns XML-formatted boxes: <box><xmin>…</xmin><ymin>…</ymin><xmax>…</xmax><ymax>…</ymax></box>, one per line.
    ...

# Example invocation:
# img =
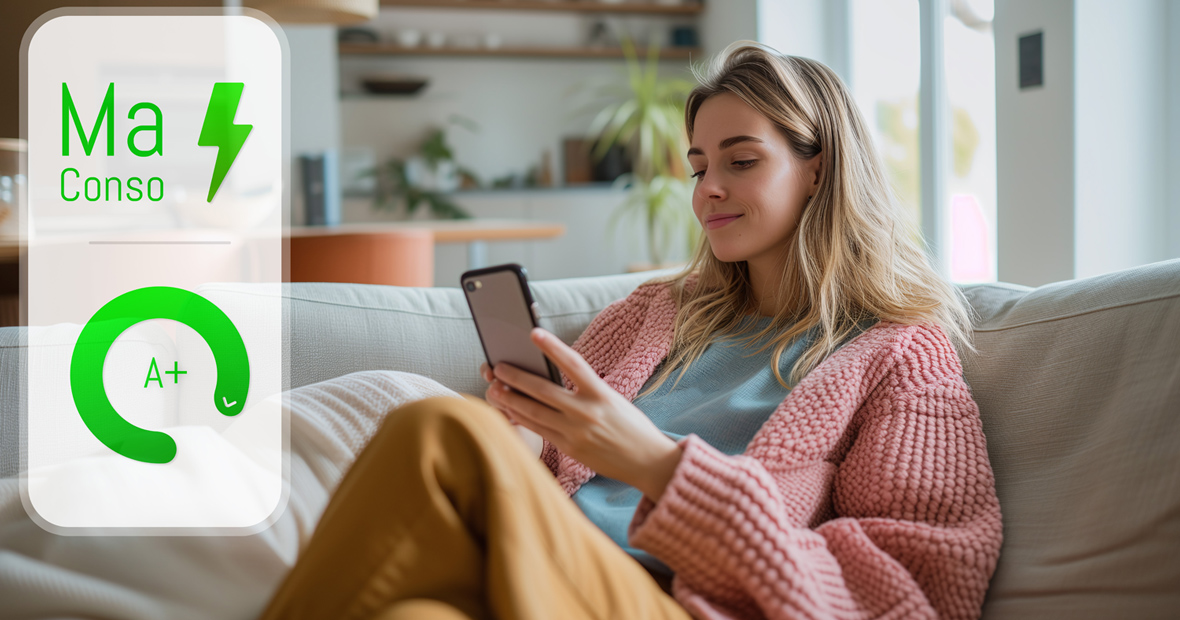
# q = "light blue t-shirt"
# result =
<box><xmin>571</xmin><ymin>315</ymin><xmax>817</xmax><ymax>578</ymax></box>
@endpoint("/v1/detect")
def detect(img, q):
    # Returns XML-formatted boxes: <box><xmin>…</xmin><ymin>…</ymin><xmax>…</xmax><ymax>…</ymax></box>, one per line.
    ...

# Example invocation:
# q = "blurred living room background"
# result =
<box><xmin>1</xmin><ymin>0</ymin><xmax>1178</xmax><ymax>328</ymax></box>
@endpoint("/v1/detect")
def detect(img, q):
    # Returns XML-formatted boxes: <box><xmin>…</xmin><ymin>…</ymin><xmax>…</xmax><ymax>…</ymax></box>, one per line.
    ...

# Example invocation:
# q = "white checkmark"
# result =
<box><xmin>223</xmin><ymin>397</ymin><xmax>238</xmax><ymax>408</ymax></box>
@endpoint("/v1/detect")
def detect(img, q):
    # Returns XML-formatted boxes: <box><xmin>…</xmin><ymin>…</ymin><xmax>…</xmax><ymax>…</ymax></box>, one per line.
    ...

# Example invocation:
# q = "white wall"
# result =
<box><xmin>996</xmin><ymin>0</ymin><xmax>1179</xmax><ymax>286</ymax></box>
<box><xmin>757</xmin><ymin>0</ymin><xmax>825</xmax><ymax>60</ymax></box>
<box><xmin>702</xmin><ymin>0</ymin><xmax>758</xmax><ymax>56</ymax></box>
<box><xmin>1074</xmin><ymin>0</ymin><xmax>1168</xmax><ymax>279</ymax></box>
<box><xmin>338</xmin><ymin>8</ymin><xmax>700</xmax><ymax>185</ymax></box>
<box><xmin>339</xmin><ymin>57</ymin><xmax>666</xmax><ymax>186</ymax></box>
<box><xmin>755</xmin><ymin>0</ymin><xmax>848</xmax><ymax>80</ymax></box>
<box><xmin>285</xmin><ymin>25</ymin><xmax>340</xmax><ymax>224</ymax></box>
<box><xmin>994</xmin><ymin>0</ymin><xmax>1076</xmax><ymax>287</ymax></box>
<box><xmin>1169</xmin><ymin>1</ymin><xmax>1180</xmax><ymax>259</ymax></box>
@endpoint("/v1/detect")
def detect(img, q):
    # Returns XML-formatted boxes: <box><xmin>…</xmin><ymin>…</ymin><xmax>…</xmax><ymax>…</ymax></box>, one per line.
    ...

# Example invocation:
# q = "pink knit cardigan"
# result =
<box><xmin>540</xmin><ymin>278</ymin><xmax>1003</xmax><ymax>619</ymax></box>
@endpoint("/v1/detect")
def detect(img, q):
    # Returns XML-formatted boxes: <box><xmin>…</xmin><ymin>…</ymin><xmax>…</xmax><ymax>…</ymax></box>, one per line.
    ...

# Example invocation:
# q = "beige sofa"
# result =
<box><xmin>1</xmin><ymin>259</ymin><xmax>1178</xmax><ymax>618</ymax></box>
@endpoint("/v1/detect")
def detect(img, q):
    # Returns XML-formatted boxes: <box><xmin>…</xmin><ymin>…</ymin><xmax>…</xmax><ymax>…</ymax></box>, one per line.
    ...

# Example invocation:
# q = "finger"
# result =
<box><xmin>493</xmin><ymin>362</ymin><xmax>576</xmax><ymax>412</ymax></box>
<box><xmin>491</xmin><ymin>376</ymin><xmax>566</xmax><ymax>433</ymax></box>
<box><xmin>487</xmin><ymin>380</ymin><xmax>565</xmax><ymax>447</ymax></box>
<box><xmin>499</xmin><ymin>395</ymin><xmax>564</xmax><ymax>442</ymax></box>
<box><xmin>529</xmin><ymin>328</ymin><xmax>599</xmax><ymax>392</ymax></box>
<box><xmin>486</xmin><ymin>384</ymin><xmax>525</xmax><ymax>426</ymax></box>
<box><xmin>486</xmin><ymin>378</ymin><xmax>514</xmax><ymax>403</ymax></box>
<box><xmin>480</xmin><ymin>362</ymin><xmax>493</xmax><ymax>382</ymax></box>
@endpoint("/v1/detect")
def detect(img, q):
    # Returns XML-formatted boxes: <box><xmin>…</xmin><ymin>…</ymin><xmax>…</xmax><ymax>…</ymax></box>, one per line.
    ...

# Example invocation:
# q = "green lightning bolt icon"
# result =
<box><xmin>198</xmin><ymin>82</ymin><xmax>253</xmax><ymax>203</ymax></box>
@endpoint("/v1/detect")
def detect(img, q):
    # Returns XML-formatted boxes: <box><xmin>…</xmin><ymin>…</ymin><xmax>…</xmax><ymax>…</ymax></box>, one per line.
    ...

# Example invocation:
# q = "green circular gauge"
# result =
<box><xmin>69</xmin><ymin>286</ymin><xmax>250</xmax><ymax>464</ymax></box>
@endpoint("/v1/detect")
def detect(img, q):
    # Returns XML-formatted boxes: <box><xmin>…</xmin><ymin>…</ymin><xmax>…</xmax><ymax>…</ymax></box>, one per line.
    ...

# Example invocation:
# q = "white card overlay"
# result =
<box><xmin>22</xmin><ymin>11</ymin><xmax>287</xmax><ymax>534</ymax></box>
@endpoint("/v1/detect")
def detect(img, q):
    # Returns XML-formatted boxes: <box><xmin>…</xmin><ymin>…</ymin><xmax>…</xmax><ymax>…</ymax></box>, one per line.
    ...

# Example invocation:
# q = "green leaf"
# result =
<box><xmin>447</xmin><ymin>114</ymin><xmax>480</xmax><ymax>134</ymax></box>
<box><xmin>419</xmin><ymin>129</ymin><xmax>451</xmax><ymax>166</ymax></box>
<box><xmin>594</xmin><ymin>99</ymin><xmax>640</xmax><ymax>160</ymax></box>
<box><xmin>581</xmin><ymin>33</ymin><xmax>697</xmax><ymax>265</ymax></box>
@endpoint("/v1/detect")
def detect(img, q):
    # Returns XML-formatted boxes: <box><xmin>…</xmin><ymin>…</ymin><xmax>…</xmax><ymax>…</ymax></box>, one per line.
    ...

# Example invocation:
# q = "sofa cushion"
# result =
<box><xmin>960</xmin><ymin>259</ymin><xmax>1180</xmax><ymax>619</ymax></box>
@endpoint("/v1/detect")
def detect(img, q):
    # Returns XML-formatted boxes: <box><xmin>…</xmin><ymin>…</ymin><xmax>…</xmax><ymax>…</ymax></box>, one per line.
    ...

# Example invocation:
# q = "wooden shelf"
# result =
<box><xmin>340</xmin><ymin>43</ymin><xmax>700</xmax><ymax>59</ymax></box>
<box><xmin>379</xmin><ymin>0</ymin><xmax>704</xmax><ymax>15</ymax></box>
<box><xmin>0</xmin><ymin>242</ymin><xmax>22</xmax><ymax>263</ymax></box>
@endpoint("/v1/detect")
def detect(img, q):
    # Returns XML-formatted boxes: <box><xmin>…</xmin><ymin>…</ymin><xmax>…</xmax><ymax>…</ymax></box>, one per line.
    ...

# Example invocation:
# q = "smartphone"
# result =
<box><xmin>461</xmin><ymin>263</ymin><xmax>562</xmax><ymax>385</ymax></box>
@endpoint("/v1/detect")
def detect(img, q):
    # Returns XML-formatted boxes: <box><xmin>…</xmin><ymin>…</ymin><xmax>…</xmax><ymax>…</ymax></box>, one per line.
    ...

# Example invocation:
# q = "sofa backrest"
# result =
<box><xmin>960</xmin><ymin>259</ymin><xmax>1180</xmax><ymax>619</ymax></box>
<box><xmin>201</xmin><ymin>269</ymin><xmax>670</xmax><ymax>397</ymax></box>
<box><xmin>1</xmin><ymin>261</ymin><xmax>1177</xmax><ymax>618</ymax></box>
<box><xmin>0</xmin><ymin>270</ymin><xmax>663</xmax><ymax>480</ymax></box>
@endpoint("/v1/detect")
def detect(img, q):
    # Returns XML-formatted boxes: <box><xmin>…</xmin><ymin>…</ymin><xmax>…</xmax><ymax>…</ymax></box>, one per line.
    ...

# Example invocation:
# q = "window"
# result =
<box><xmin>850</xmin><ymin>0</ymin><xmax>922</xmax><ymax>237</ymax></box>
<box><xmin>849</xmin><ymin>0</ymin><xmax>997</xmax><ymax>283</ymax></box>
<box><xmin>944</xmin><ymin>0</ymin><xmax>997</xmax><ymax>283</ymax></box>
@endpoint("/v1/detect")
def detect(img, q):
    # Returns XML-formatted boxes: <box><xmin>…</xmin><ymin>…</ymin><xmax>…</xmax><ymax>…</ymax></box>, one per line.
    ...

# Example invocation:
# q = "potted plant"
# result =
<box><xmin>586</xmin><ymin>38</ymin><xmax>699</xmax><ymax>268</ymax></box>
<box><xmin>368</xmin><ymin>117</ymin><xmax>479</xmax><ymax>220</ymax></box>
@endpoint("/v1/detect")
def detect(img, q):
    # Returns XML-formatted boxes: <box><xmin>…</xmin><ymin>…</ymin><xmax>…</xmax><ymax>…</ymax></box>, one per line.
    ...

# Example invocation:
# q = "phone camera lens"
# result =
<box><xmin>465</xmin><ymin>281</ymin><xmax>476</xmax><ymax>292</ymax></box>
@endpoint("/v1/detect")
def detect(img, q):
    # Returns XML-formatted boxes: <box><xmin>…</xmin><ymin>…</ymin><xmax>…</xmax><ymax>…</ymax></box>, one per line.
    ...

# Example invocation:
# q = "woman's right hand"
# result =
<box><xmin>481</xmin><ymin>362</ymin><xmax>545</xmax><ymax>458</ymax></box>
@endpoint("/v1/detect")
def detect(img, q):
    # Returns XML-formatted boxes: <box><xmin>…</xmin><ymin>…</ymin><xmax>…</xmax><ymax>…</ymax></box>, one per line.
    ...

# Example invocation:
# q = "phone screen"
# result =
<box><xmin>461</xmin><ymin>265</ymin><xmax>560</xmax><ymax>384</ymax></box>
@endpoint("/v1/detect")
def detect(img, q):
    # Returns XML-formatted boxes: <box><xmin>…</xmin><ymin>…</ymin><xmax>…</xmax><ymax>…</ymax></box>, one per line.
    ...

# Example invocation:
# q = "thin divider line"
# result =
<box><xmin>89</xmin><ymin>241</ymin><xmax>231</xmax><ymax>245</ymax></box>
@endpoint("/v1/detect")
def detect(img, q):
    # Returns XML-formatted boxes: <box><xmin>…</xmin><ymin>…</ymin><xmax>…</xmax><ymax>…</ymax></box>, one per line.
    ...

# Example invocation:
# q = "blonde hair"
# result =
<box><xmin>639</xmin><ymin>41</ymin><xmax>975</xmax><ymax>397</ymax></box>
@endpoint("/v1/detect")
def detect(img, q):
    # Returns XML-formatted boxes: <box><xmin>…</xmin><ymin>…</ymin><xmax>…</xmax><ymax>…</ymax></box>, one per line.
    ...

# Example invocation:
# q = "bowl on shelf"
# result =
<box><xmin>395</xmin><ymin>29</ymin><xmax>422</xmax><ymax>48</ymax></box>
<box><xmin>361</xmin><ymin>76</ymin><xmax>429</xmax><ymax>95</ymax></box>
<box><xmin>338</xmin><ymin>27</ymin><xmax>378</xmax><ymax>44</ymax></box>
<box><xmin>452</xmin><ymin>33</ymin><xmax>481</xmax><ymax>50</ymax></box>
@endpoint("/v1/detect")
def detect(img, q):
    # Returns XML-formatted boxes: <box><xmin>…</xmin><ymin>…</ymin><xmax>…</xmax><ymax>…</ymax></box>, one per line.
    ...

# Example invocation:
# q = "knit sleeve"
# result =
<box><xmin>625</xmin><ymin>354</ymin><xmax>1003</xmax><ymax>619</ymax></box>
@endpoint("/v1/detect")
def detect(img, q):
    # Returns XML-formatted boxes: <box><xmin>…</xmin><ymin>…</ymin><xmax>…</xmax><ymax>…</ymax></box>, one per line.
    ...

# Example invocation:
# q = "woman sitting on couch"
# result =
<box><xmin>261</xmin><ymin>41</ymin><xmax>1002</xmax><ymax>620</ymax></box>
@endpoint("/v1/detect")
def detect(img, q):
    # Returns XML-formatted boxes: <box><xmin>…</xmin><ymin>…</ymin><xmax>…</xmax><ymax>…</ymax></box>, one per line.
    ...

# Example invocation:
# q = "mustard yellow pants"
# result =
<box><xmin>260</xmin><ymin>393</ymin><xmax>691</xmax><ymax>620</ymax></box>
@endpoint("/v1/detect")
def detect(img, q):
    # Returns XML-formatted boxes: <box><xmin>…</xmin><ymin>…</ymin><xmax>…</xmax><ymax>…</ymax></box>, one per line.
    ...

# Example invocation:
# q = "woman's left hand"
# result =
<box><xmin>484</xmin><ymin>328</ymin><xmax>682</xmax><ymax>502</ymax></box>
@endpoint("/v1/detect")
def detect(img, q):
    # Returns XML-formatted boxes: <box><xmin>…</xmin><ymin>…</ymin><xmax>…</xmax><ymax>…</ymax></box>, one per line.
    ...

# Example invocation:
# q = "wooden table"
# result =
<box><xmin>289</xmin><ymin>219</ymin><xmax>565</xmax><ymax>270</ymax></box>
<box><xmin>287</xmin><ymin>219</ymin><xmax>566</xmax><ymax>285</ymax></box>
